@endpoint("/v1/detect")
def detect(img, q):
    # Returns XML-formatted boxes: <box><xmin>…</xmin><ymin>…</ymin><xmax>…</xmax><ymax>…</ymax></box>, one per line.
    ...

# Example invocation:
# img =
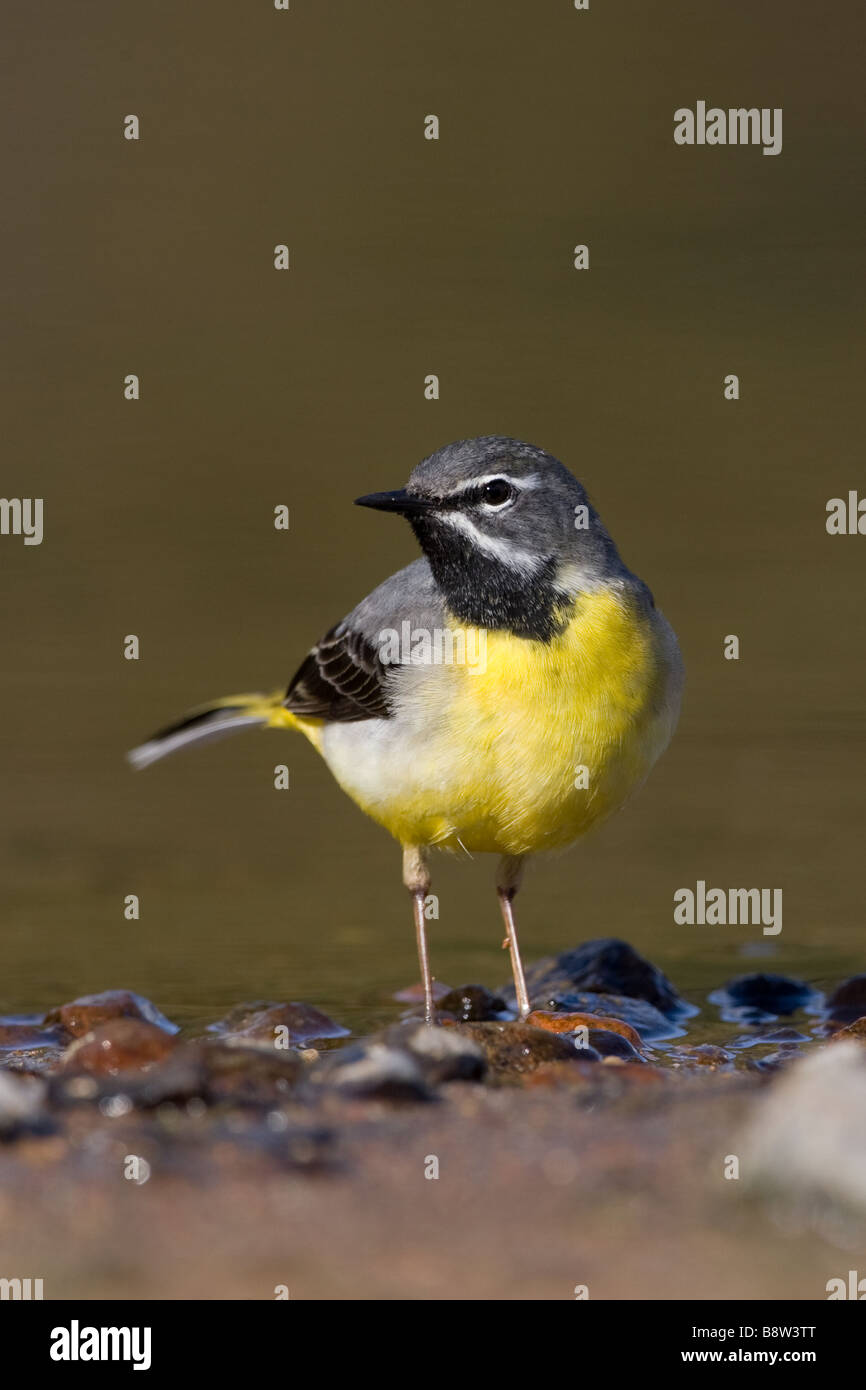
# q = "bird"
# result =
<box><xmin>128</xmin><ymin>436</ymin><xmax>683</xmax><ymax>1023</ymax></box>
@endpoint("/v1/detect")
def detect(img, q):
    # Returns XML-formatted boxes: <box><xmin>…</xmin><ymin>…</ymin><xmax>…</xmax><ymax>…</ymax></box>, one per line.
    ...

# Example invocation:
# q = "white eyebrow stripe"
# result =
<box><xmin>437</xmin><ymin>509</ymin><xmax>545</xmax><ymax>573</ymax></box>
<box><xmin>446</xmin><ymin>472</ymin><xmax>541</xmax><ymax>496</ymax></box>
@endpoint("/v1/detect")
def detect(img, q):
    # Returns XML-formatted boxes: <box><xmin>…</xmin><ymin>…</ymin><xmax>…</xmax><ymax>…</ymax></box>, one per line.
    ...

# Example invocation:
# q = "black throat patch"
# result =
<box><xmin>410</xmin><ymin>519</ymin><xmax>572</xmax><ymax>642</ymax></box>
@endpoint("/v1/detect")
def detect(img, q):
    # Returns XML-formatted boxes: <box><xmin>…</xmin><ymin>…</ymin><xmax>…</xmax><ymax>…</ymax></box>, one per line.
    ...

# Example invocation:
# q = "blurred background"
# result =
<box><xmin>1</xmin><ymin>0</ymin><xmax>864</xmax><ymax>1033</ymax></box>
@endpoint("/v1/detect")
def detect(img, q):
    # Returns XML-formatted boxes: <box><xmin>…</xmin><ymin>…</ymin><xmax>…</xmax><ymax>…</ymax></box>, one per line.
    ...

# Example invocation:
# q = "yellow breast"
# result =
<box><xmin>309</xmin><ymin>586</ymin><xmax>682</xmax><ymax>857</ymax></box>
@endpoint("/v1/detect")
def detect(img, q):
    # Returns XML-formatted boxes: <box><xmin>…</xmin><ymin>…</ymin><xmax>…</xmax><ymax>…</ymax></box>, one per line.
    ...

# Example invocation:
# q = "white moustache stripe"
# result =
<box><xmin>438</xmin><ymin>511</ymin><xmax>545</xmax><ymax>573</ymax></box>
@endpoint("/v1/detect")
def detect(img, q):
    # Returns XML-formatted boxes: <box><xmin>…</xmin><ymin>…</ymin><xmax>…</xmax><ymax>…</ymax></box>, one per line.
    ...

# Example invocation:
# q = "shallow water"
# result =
<box><xmin>2</xmin><ymin>1</ymin><xmax>864</xmax><ymax>1039</ymax></box>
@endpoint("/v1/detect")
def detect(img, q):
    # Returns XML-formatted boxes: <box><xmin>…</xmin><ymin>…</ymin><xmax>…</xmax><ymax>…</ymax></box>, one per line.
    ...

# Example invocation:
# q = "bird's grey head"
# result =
<box><xmin>356</xmin><ymin>436</ymin><xmax>632</xmax><ymax>640</ymax></box>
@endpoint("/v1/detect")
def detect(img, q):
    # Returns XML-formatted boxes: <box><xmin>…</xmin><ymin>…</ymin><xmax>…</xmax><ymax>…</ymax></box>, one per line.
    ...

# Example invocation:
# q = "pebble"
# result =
<box><xmin>532</xmin><ymin>990</ymin><xmax>679</xmax><ymax>1041</ymax></box>
<box><xmin>44</xmin><ymin>990</ymin><xmax>179</xmax><ymax>1039</ymax></box>
<box><xmin>512</xmin><ymin>937</ymin><xmax>688</xmax><ymax>1018</ymax></box>
<box><xmin>709</xmin><ymin>973</ymin><xmax>820</xmax><ymax>1024</ymax></box>
<box><xmin>434</xmin><ymin>984</ymin><xmax>508</xmax><ymax>1022</ymax></box>
<box><xmin>671</xmin><ymin>1044</ymin><xmax>734</xmax><ymax>1068</ymax></box>
<box><xmin>825</xmin><ymin>976</ymin><xmax>866</xmax><ymax>1026</ymax></box>
<box><xmin>450</xmin><ymin>1021</ymin><xmax>599</xmax><ymax>1078</ymax></box>
<box><xmin>312</xmin><ymin>1041</ymin><xmax>433</xmax><ymax>1102</ymax></box>
<box><xmin>385</xmin><ymin>1021</ymin><xmax>487</xmax><ymax>1083</ymax></box>
<box><xmin>207</xmin><ymin>1000</ymin><xmax>349</xmax><ymax>1048</ymax></box>
<box><xmin>829</xmin><ymin>1016</ymin><xmax>866</xmax><ymax>1044</ymax></box>
<box><xmin>526</xmin><ymin>1009</ymin><xmax>644</xmax><ymax>1051</ymax></box>
<box><xmin>59</xmin><ymin>1019</ymin><xmax>180</xmax><ymax>1076</ymax></box>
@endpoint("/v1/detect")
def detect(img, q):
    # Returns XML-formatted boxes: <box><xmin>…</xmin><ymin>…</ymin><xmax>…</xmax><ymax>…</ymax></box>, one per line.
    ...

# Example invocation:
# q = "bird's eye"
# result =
<box><xmin>481</xmin><ymin>478</ymin><xmax>514</xmax><ymax>507</ymax></box>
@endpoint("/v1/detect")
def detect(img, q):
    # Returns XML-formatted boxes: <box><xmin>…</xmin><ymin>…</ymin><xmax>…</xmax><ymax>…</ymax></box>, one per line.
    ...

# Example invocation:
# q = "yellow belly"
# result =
<box><xmin>302</xmin><ymin>587</ymin><xmax>681</xmax><ymax>857</ymax></box>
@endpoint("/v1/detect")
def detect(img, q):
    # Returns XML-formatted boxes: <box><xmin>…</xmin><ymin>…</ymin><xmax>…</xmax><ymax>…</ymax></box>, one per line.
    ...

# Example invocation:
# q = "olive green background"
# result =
<box><xmin>2</xmin><ymin>1</ymin><xmax>864</xmax><ymax>1030</ymax></box>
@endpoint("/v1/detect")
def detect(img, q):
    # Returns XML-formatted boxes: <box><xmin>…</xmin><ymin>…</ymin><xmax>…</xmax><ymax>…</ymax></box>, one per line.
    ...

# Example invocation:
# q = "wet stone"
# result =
<box><xmin>51</xmin><ymin>1039</ymin><xmax>303</xmax><ymax>1111</ymax></box>
<box><xmin>671</xmin><ymin>1044</ymin><xmax>734</xmax><ymax>1068</ymax></box>
<box><xmin>196</xmin><ymin>1044</ymin><xmax>305</xmax><ymax>1106</ymax></box>
<box><xmin>511</xmin><ymin>938</ymin><xmax>687</xmax><ymax>1018</ymax></box>
<box><xmin>825</xmin><ymin>976</ymin><xmax>866</xmax><ymax>1026</ymax></box>
<box><xmin>76</xmin><ymin>1045</ymin><xmax>211</xmax><ymax>1110</ymax></box>
<box><xmin>383</xmin><ymin>1021</ymin><xmax>487</xmax><ymax>1084</ymax></box>
<box><xmin>59</xmin><ymin>1019</ymin><xmax>180</xmax><ymax>1076</ymax></box>
<box><xmin>451</xmin><ymin>1021</ymin><xmax>599</xmax><ymax>1079</ymax></box>
<box><xmin>830</xmin><ymin>1016</ymin><xmax>866</xmax><ymax>1044</ymax></box>
<box><xmin>44</xmin><ymin>990</ymin><xmax>179</xmax><ymax>1040</ymax></box>
<box><xmin>753</xmin><ymin>1026</ymin><xmax>811</xmax><ymax>1044</ymax></box>
<box><xmin>709</xmin><ymin>973</ymin><xmax>820</xmax><ymax>1024</ymax></box>
<box><xmin>435</xmin><ymin>984</ymin><xmax>508</xmax><ymax>1022</ymax></box>
<box><xmin>207</xmin><ymin>1001</ymin><xmax>349</xmax><ymax>1048</ymax></box>
<box><xmin>526</xmin><ymin>1009</ymin><xmax>644</xmax><ymax>1051</ymax></box>
<box><xmin>312</xmin><ymin>1041</ymin><xmax>434</xmax><ymax>1102</ymax></box>
<box><xmin>580</xmin><ymin>1028</ymin><xmax>644</xmax><ymax>1062</ymax></box>
<box><xmin>531</xmin><ymin>990</ymin><xmax>678</xmax><ymax>1041</ymax></box>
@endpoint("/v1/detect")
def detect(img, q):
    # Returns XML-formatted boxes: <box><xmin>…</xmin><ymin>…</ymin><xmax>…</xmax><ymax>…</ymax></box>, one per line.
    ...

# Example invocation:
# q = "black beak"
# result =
<box><xmin>354</xmin><ymin>489</ymin><xmax>437</xmax><ymax>516</ymax></box>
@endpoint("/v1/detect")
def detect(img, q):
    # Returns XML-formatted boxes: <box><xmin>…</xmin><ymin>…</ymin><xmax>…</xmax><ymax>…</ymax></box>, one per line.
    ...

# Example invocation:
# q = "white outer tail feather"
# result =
<box><xmin>127</xmin><ymin>712</ymin><xmax>267</xmax><ymax>771</ymax></box>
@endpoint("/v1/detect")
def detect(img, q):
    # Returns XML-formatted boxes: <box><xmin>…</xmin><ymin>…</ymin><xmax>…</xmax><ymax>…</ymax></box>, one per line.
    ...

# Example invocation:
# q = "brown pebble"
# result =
<box><xmin>830</xmin><ymin>1016</ymin><xmax>866</xmax><ymax>1043</ymax></box>
<box><xmin>45</xmin><ymin>990</ymin><xmax>177</xmax><ymax>1040</ymax></box>
<box><xmin>451</xmin><ymin>1021</ymin><xmax>598</xmax><ymax>1078</ymax></box>
<box><xmin>527</xmin><ymin>1009</ymin><xmax>644</xmax><ymax>1051</ymax></box>
<box><xmin>60</xmin><ymin>1019</ymin><xmax>180</xmax><ymax>1076</ymax></box>
<box><xmin>434</xmin><ymin>985</ymin><xmax>507</xmax><ymax>1022</ymax></box>
<box><xmin>208</xmin><ymin>1001</ymin><xmax>349</xmax><ymax>1047</ymax></box>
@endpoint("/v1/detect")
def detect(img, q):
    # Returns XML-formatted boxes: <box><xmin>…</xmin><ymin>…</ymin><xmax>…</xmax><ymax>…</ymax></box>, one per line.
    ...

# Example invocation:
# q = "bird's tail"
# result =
<box><xmin>127</xmin><ymin>691</ymin><xmax>298</xmax><ymax>770</ymax></box>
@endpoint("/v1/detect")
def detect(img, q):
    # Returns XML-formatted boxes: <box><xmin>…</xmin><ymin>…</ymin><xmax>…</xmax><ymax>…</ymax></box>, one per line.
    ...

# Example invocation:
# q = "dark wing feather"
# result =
<box><xmin>284</xmin><ymin>624</ymin><xmax>391</xmax><ymax>722</ymax></box>
<box><xmin>284</xmin><ymin>559</ymin><xmax>446</xmax><ymax>724</ymax></box>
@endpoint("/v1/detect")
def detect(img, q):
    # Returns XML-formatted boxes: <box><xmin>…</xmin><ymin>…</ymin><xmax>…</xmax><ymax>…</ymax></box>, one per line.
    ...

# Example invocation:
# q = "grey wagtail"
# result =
<box><xmin>129</xmin><ymin>436</ymin><xmax>683</xmax><ymax>1022</ymax></box>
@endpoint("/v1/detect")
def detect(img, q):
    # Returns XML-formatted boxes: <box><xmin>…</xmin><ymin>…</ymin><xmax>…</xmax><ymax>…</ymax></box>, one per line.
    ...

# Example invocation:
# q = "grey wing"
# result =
<box><xmin>283</xmin><ymin>558</ymin><xmax>446</xmax><ymax>723</ymax></box>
